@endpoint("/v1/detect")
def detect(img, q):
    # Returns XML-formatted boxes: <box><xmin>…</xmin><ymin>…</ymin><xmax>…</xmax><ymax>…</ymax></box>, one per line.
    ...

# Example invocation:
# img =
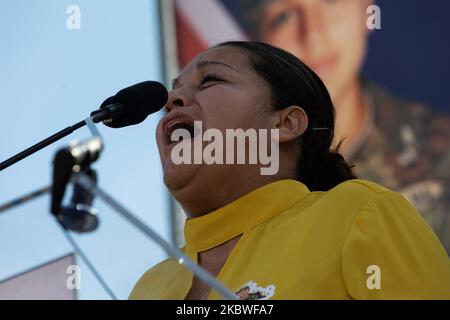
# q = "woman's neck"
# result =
<box><xmin>182</xmin><ymin>172</ymin><xmax>294</xmax><ymax>219</ymax></box>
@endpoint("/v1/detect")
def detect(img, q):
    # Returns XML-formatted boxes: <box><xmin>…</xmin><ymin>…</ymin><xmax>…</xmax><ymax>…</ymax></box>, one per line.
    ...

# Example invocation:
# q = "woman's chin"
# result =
<box><xmin>162</xmin><ymin>162</ymin><xmax>197</xmax><ymax>192</ymax></box>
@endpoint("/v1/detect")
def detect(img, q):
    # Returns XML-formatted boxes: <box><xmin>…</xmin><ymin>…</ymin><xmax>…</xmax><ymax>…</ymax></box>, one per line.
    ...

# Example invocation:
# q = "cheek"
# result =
<box><xmin>197</xmin><ymin>86</ymin><xmax>263</xmax><ymax>130</ymax></box>
<box><xmin>329</xmin><ymin>4</ymin><xmax>368</xmax><ymax>61</ymax></box>
<box><xmin>325</xmin><ymin>8</ymin><xmax>368</xmax><ymax>90</ymax></box>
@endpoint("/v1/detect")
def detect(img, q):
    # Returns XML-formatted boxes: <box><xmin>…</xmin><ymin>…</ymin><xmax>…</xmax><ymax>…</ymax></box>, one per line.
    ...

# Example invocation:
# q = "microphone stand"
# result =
<box><xmin>0</xmin><ymin>182</ymin><xmax>118</xmax><ymax>300</ymax></box>
<box><xmin>0</xmin><ymin>120</ymin><xmax>86</xmax><ymax>171</ymax></box>
<box><xmin>0</xmin><ymin>177</ymin><xmax>238</xmax><ymax>300</ymax></box>
<box><xmin>0</xmin><ymin>179</ymin><xmax>238</xmax><ymax>300</ymax></box>
<box><xmin>72</xmin><ymin>172</ymin><xmax>238</xmax><ymax>300</ymax></box>
<box><xmin>0</xmin><ymin>117</ymin><xmax>238</xmax><ymax>300</ymax></box>
<box><xmin>0</xmin><ymin>80</ymin><xmax>168</xmax><ymax>172</ymax></box>
<box><xmin>0</xmin><ymin>117</ymin><xmax>101</xmax><ymax>214</ymax></box>
<box><xmin>0</xmin><ymin>106</ymin><xmax>115</xmax><ymax>172</ymax></box>
<box><xmin>0</xmin><ymin>186</ymin><xmax>51</xmax><ymax>213</ymax></box>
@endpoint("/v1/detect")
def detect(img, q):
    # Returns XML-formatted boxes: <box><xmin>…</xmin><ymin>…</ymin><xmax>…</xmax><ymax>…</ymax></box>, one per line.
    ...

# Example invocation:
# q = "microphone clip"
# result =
<box><xmin>50</xmin><ymin>137</ymin><xmax>103</xmax><ymax>233</ymax></box>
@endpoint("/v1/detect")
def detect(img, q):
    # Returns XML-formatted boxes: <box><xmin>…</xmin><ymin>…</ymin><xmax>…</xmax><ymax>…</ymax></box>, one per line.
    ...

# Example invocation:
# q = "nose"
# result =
<box><xmin>165</xmin><ymin>90</ymin><xmax>190</xmax><ymax>112</ymax></box>
<box><xmin>301</xmin><ymin>5</ymin><xmax>326</xmax><ymax>48</ymax></box>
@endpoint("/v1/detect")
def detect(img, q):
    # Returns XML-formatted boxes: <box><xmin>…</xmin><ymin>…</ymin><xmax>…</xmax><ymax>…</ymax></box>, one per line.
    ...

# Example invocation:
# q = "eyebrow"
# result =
<box><xmin>171</xmin><ymin>60</ymin><xmax>237</xmax><ymax>90</ymax></box>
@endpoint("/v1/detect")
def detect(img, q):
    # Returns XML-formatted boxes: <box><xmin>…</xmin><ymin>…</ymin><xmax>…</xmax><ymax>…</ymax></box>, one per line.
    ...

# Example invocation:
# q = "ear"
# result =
<box><xmin>271</xmin><ymin>105</ymin><xmax>308</xmax><ymax>143</ymax></box>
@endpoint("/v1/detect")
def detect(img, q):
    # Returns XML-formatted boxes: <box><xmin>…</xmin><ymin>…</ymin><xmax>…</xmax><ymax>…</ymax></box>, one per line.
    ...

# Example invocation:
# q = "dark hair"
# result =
<box><xmin>216</xmin><ymin>41</ymin><xmax>356</xmax><ymax>191</ymax></box>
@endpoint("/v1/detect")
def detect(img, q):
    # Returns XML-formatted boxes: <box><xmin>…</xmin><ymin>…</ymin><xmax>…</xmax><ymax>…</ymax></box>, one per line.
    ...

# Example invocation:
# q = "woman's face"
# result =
<box><xmin>156</xmin><ymin>46</ymin><xmax>272</xmax><ymax>213</ymax></box>
<box><xmin>258</xmin><ymin>0</ymin><xmax>371</xmax><ymax>103</ymax></box>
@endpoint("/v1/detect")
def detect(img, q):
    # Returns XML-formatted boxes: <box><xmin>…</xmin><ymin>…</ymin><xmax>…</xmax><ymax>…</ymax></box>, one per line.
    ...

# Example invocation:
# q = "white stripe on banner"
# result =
<box><xmin>175</xmin><ymin>0</ymin><xmax>248</xmax><ymax>46</ymax></box>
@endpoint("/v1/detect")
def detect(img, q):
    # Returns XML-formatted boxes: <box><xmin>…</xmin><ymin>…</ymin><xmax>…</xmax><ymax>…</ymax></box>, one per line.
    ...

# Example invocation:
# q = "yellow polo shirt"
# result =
<box><xmin>129</xmin><ymin>179</ymin><xmax>450</xmax><ymax>300</ymax></box>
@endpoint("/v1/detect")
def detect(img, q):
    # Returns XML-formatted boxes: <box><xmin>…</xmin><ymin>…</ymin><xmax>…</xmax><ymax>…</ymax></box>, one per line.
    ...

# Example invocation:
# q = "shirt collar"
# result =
<box><xmin>184</xmin><ymin>179</ymin><xmax>310</xmax><ymax>253</ymax></box>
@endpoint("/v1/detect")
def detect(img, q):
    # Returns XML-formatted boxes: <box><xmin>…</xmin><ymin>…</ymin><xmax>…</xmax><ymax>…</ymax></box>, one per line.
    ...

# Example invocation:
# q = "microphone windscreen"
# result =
<box><xmin>100</xmin><ymin>81</ymin><xmax>168</xmax><ymax>128</ymax></box>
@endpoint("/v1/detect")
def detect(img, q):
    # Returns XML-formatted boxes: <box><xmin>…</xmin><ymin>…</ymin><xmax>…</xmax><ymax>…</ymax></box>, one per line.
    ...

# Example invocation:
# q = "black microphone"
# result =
<box><xmin>90</xmin><ymin>81</ymin><xmax>168</xmax><ymax>128</ymax></box>
<box><xmin>0</xmin><ymin>80</ymin><xmax>168</xmax><ymax>171</ymax></box>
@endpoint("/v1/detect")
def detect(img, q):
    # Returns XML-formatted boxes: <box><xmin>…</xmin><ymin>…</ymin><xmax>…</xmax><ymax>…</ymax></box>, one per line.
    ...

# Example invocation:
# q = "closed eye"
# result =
<box><xmin>200</xmin><ymin>73</ymin><xmax>223</xmax><ymax>87</ymax></box>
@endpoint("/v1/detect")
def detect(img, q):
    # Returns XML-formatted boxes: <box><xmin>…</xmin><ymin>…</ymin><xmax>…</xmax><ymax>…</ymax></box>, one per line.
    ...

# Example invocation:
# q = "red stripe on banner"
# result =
<box><xmin>175</xmin><ymin>9</ymin><xmax>208</xmax><ymax>69</ymax></box>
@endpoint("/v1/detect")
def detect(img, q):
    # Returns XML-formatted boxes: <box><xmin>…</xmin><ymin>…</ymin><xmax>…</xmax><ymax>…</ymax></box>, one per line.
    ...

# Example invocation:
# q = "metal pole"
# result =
<box><xmin>73</xmin><ymin>173</ymin><xmax>238</xmax><ymax>300</ymax></box>
<box><xmin>0</xmin><ymin>186</ymin><xmax>51</xmax><ymax>213</ymax></box>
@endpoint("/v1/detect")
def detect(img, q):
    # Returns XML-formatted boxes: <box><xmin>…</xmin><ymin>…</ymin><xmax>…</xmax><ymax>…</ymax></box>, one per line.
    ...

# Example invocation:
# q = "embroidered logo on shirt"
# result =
<box><xmin>235</xmin><ymin>281</ymin><xmax>276</xmax><ymax>300</ymax></box>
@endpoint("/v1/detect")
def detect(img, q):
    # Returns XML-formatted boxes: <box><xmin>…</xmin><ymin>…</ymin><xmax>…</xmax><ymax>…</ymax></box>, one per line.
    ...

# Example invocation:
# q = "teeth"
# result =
<box><xmin>167</xmin><ymin>119</ymin><xmax>187</xmax><ymax>129</ymax></box>
<box><xmin>166</xmin><ymin>119</ymin><xmax>194</xmax><ymax>144</ymax></box>
<box><xmin>167</xmin><ymin>120</ymin><xmax>192</xmax><ymax>132</ymax></box>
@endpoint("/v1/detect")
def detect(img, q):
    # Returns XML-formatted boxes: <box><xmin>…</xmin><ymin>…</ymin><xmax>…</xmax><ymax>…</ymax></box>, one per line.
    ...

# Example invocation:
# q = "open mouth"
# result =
<box><xmin>165</xmin><ymin>119</ymin><xmax>196</xmax><ymax>145</ymax></box>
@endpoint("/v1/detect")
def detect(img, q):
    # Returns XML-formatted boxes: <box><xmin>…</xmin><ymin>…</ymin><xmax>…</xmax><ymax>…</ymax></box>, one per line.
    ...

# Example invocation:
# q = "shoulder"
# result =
<box><xmin>337</xmin><ymin>184</ymin><xmax>450</xmax><ymax>298</ymax></box>
<box><xmin>332</xmin><ymin>179</ymin><xmax>424</xmax><ymax>226</ymax></box>
<box><xmin>319</xmin><ymin>178</ymin><xmax>397</xmax><ymax>209</ymax></box>
<box><xmin>275</xmin><ymin>179</ymin><xmax>404</xmax><ymax>238</ymax></box>
<box><xmin>129</xmin><ymin>257</ymin><xmax>190</xmax><ymax>300</ymax></box>
<box><xmin>135</xmin><ymin>258</ymin><xmax>180</xmax><ymax>282</ymax></box>
<box><xmin>331</xmin><ymin>178</ymin><xmax>393</xmax><ymax>194</ymax></box>
<box><xmin>315</xmin><ymin>179</ymin><xmax>429</xmax><ymax>237</ymax></box>
<box><xmin>128</xmin><ymin>258</ymin><xmax>175</xmax><ymax>300</ymax></box>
